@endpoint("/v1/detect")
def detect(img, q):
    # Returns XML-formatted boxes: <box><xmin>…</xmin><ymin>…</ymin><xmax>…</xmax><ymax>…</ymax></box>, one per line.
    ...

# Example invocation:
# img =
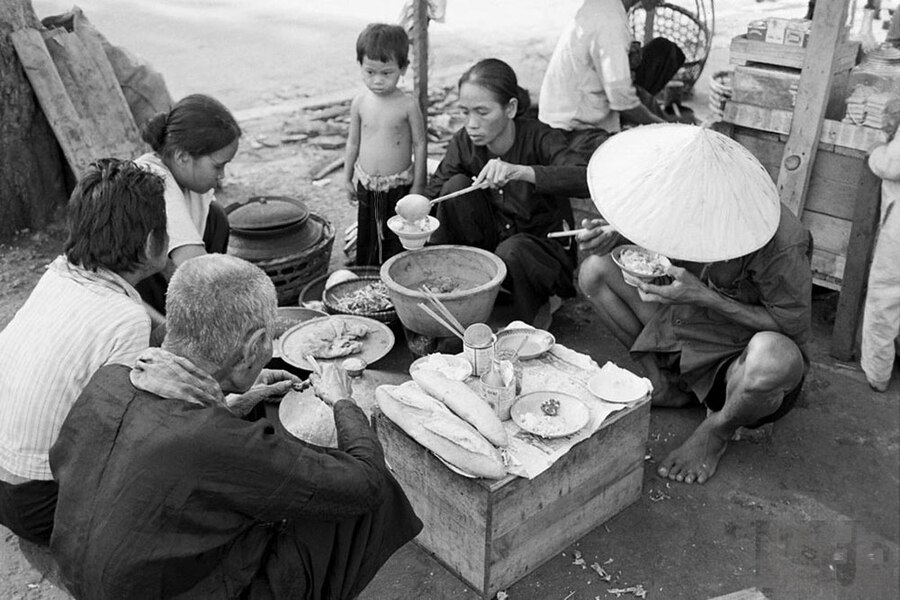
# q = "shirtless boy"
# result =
<box><xmin>344</xmin><ymin>23</ymin><xmax>427</xmax><ymax>265</ymax></box>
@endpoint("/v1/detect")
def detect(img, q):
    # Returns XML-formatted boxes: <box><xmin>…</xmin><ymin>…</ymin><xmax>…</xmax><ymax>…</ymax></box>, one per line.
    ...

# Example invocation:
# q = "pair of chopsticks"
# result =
<box><xmin>545</xmin><ymin>222</ymin><xmax>616</xmax><ymax>239</ymax></box>
<box><xmin>430</xmin><ymin>181</ymin><xmax>489</xmax><ymax>207</ymax></box>
<box><xmin>418</xmin><ymin>287</ymin><xmax>466</xmax><ymax>341</ymax></box>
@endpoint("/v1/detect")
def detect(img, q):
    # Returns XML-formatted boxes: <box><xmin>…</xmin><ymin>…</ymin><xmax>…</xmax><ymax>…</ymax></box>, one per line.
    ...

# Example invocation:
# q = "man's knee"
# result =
<box><xmin>741</xmin><ymin>332</ymin><xmax>805</xmax><ymax>394</ymax></box>
<box><xmin>578</xmin><ymin>254</ymin><xmax>618</xmax><ymax>297</ymax></box>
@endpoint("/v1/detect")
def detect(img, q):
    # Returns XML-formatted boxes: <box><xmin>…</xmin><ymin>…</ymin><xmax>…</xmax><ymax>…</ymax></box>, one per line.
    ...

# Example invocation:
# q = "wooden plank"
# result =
<box><xmin>811</xmin><ymin>248</ymin><xmax>845</xmax><ymax>288</ymax></box>
<box><xmin>413</xmin><ymin>0</ymin><xmax>428</xmax><ymax>157</ymax></box>
<box><xmin>42</xmin><ymin>28</ymin><xmax>141</xmax><ymax>160</ymax></box>
<box><xmin>11</xmin><ymin>28</ymin><xmax>95</xmax><ymax>178</ymax></box>
<box><xmin>831</xmin><ymin>164</ymin><xmax>882</xmax><ymax>361</ymax></box>
<box><xmin>801</xmin><ymin>211</ymin><xmax>852</xmax><ymax>256</ymax></box>
<box><xmin>707</xmin><ymin>587</ymin><xmax>769</xmax><ymax>600</ymax></box>
<box><xmin>729</xmin><ymin>34</ymin><xmax>859</xmax><ymax>71</ymax></box>
<box><xmin>777</xmin><ymin>0</ymin><xmax>851</xmax><ymax>215</ymax></box>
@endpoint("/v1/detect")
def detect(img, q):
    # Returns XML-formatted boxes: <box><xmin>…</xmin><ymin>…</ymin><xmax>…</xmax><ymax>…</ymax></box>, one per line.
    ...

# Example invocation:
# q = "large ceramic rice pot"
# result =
<box><xmin>380</xmin><ymin>245</ymin><xmax>506</xmax><ymax>338</ymax></box>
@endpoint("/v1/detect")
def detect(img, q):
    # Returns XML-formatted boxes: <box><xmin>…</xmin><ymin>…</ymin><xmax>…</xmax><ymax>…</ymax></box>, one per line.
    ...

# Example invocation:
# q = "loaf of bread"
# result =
<box><xmin>411</xmin><ymin>368</ymin><xmax>509</xmax><ymax>447</ymax></box>
<box><xmin>376</xmin><ymin>383</ymin><xmax>506</xmax><ymax>479</ymax></box>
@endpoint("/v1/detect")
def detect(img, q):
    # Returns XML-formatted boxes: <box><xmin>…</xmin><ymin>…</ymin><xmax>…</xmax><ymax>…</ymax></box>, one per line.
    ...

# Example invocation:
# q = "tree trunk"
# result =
<box><xmin>0</xmin><ymin>0</ymin><xmax>68</xmax><ymax>239</ymax></box>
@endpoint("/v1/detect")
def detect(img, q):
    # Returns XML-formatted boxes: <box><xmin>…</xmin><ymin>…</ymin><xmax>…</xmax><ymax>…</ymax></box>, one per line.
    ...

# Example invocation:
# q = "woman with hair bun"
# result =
<box><xmin>135</xmin><ymin>94</ymin><xmax>241</xmax><ymax>315</ymax></box>
<box><xmin>426</xmin><ymin>58</ymin><xmax>589</xmax><ymax>328</ymax></box>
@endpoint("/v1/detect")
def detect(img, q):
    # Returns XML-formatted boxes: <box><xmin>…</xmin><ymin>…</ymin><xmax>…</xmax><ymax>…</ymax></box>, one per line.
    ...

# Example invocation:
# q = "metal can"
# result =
<box><xmin>493</xmin><ymin>347</ymin><xmax>522</xmax><ymax>395</ymax></box>
<box><xmin>463</xmin><ymin>323</ymin><xmax>494</xmax><ymax>376</ymax></box>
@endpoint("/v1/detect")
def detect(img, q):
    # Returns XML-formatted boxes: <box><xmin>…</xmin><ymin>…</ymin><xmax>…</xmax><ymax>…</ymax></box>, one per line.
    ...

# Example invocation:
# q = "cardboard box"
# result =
<box><xmin>374</xmin><ymin>399</ymin><xmax>650</xmax><ymax>599</ymax></box>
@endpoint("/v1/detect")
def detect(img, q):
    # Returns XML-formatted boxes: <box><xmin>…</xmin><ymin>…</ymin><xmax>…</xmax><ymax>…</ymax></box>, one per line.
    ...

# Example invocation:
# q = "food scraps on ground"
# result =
<box><xmin>607</xmin><ymin>584</ymin><xmax>647</xmax><ymax>598</ymax></box>
<box><xmin>591</xmin><ymin>562</ymin><xmax>613</xmax><ymax>582</ymax></box>
<box><xmin>332</xmin><ymin>280</ymin><xmax>392</xmax><ymax>313</ymax></box>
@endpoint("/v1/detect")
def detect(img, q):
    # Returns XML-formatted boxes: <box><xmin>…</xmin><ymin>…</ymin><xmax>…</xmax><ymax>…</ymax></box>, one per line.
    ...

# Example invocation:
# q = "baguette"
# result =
<box><xmin>411</xmin><ymin>368</ymin><xmax>509</xmax><ymax>447</ymax></box>
<box><xmin>376</xmin><ymin>385</ymin><xmax>506</xmax><ymax>479</ymax></box>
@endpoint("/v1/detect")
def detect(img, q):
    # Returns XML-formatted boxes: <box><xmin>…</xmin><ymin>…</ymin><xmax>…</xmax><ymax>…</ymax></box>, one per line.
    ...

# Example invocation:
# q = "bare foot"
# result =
<box><xmin>657</xmin><ymin>419</ymin><xmax>729</xmax><ymax>484</ymax></box>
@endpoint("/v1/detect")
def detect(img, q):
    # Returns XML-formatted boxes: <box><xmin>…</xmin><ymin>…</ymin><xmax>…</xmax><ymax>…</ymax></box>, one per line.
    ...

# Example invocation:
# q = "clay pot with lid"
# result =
<box><xmin>226</xmin><ymin>195</ymin><xmax>324</xmax><ymax>261</ymax></box>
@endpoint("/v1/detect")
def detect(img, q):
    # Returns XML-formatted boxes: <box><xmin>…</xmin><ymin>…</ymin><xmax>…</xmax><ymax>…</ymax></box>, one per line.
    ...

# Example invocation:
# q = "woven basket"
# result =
<box><xmin>253</xmin><ymin>213</ymin><xmax>334</xmax><ymax>306</ymax></box>
<box><xmin>323</xmin><ymin>276</ymin><xmax>397</xmax><ymax>324</ymax></box>
<box><xmin>628</xmin><ymin>2</ymin><xmax>712</xmax><ymax>94</ymax></box>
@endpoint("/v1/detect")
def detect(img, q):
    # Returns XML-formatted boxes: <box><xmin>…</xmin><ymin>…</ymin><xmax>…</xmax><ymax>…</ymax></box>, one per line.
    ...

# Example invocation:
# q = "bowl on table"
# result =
<box><xmin>610</xmin><ymin>244</ymin><xmax>672</xmax><ymax>287</ymax></box>
<box><xmin>380</xmin><ymin>245</ymin><xmax>507</xmax><ymax>338</ymax></box>
<box><xmin>322</xmin><ymin>276</ymin><xmax>397</xmax><ymax>323</ymax></box>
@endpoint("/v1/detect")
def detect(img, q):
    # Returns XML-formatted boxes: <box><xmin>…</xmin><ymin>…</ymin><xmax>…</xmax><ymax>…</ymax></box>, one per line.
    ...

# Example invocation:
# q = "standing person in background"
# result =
<box><xmin>135</xmin><ymin>93</ymin><xmax>241</xmax><ymax>317</ymax></box>
<box><xmin>538</xmin><ymin>0</ymin><xmax>685</xmax><ymax>158</ymax></box>
<box><xmin>426</xmin><ymin>58</ymin><xmax>590</xmax><ymax>329</ymax></box>
<box><xmin>861</xmin><ymin>126</ymin><xmax>900</xmax><ymax>392</ymax></box>
<box><xmin>344</xmin><ymin>23</ymin><xmax>427</xmax><ymax>265</ymax></box>
<box><xmin>0</xmin><ymin>159</ymin><xmax>168</xmax><ymax>546</ymax></box>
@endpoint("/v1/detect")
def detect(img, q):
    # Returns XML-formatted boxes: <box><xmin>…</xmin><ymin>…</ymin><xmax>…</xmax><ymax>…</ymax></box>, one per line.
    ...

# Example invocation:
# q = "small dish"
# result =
<box><xmin>587</xmin><ymin>363</ymin><xmax>652</xmax><ymax>404</ymax></box>
<box><xmin>386</xmin><ymin>215</ymin><xmax>440</xmax><ymax>250</ymax></box>
<box><xmin>494</xmin><ymin>328</ymin><xmax>555</xmax><ymax>360</ymax></box>
<box><xmin>511</xmin><ymin>391</ymin><xmax>590</xmax><ymax>438</ymax></box>
<box><xmin>409</xmin><ymin>353</ymin><xmax>472</xmax><ymax>381</ymax></box>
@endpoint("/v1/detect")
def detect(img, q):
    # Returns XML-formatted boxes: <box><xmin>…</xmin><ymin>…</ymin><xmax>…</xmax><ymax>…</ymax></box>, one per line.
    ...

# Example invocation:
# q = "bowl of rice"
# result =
<box><xmin>323</xmin><ymin>276</ymin><xmax>397</xmax><ymax>323</ymax></box>
<box><xmin>610</xmin><ymin>244</ymin><xmax>672</xmax><ymax>287</ymax></box>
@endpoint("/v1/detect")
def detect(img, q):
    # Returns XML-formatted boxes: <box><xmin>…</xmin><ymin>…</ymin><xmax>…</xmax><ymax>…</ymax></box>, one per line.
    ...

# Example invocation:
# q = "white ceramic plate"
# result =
<box><xmin>587</xmin><ymin>367</ymin><xmax>651</xmax><ymax>404</ymax></box>
<box><xmin>278</xmin><ymin>315</ymin><xmax>394</xmax><ymax>371</ymax></box>
<box><xmin>511</xmin><ymin>391</ymin><xmax>590</xmax><ymax>438</ymax></box>
<box><xmin>409</xmin><ymin>353</ymin><xmax>472</xmax><ymax>381</ymax></box>
<box><xmin>494</xmin><ymin>328</ymin><xmax>555</xmax><ymax>360</ymax></box>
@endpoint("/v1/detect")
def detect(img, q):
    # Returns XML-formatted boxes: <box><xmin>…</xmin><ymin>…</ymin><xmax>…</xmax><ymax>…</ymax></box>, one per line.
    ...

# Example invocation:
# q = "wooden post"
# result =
<box><xmin>0</xmin><ymin>0</ymin><xmax>68</xmax><ymax>238</ymax></box>
<box><xmin>776</xmin><ymin>0</ymin><xmax>850</xmax><ymax>215</ymax></box>
<box><xmin>413</xmin><ymin>0</ymin><xmax>428</xmax><ymax>157</ymax></box>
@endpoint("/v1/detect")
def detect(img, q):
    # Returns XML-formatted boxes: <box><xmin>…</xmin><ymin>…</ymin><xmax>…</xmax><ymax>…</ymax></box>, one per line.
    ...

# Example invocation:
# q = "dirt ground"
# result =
<box><xmin>2</xmin><ymin>1</ymin><xmax>898</xmax><ymax>599</ymax></box>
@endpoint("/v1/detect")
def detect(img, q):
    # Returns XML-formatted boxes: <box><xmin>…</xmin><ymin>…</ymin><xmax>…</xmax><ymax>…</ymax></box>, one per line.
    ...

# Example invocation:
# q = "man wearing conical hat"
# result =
<box><xmin>577</xmin><ymin>124</ymin><xmax>813</xmax><ymax>484</ymax></box>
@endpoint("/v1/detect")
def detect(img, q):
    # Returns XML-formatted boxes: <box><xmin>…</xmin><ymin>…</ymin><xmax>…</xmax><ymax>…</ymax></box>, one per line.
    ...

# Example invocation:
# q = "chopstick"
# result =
<box><xmin>305</xmin><ymin>354</ymin><xmax>323</xmax><ymax>376</ymax></box>
<box><xmin>430</xmin><ymin>181</ymin><xmax>490</xmax><ymax>206</ymax></box>
<box><xmin>545</xmin><ymin>224</ymin><xmax>615</xmax><ymax>239</ymax></box>
<box><xmin>420</xmin><ymin>287</ymin><xmax>467</xmax><ymax>335</ymax></box>
<box><xmin>546</xmin><ymin>228</ymin><xmax>588</xmax><ymax>239</ymax></box>
<box><xmin>417</xmin><ymin>303</ymin><xmax>466</xmax><ymax>341</ymax></box>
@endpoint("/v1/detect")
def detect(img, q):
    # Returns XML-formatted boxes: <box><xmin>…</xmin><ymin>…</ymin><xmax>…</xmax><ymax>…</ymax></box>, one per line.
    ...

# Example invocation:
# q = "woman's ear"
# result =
<box><xmin>506</xmin><ymin>98</ymin><xmax>518</xmax><ymax>119</ymax></box>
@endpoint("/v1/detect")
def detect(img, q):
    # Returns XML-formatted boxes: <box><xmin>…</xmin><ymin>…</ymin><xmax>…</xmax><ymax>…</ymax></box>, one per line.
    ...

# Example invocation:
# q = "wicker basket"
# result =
<box><xmin>253</xmin><ymin>213</ymin><xmax>334</xmax><ymax>306</ymax></box>
<box><xmin>628</xmin><ymin>2</ymin><xmax>713</xmax><ymax>94</ymax></box>
<box><xmin>323</xmin><ymin>276</ymin><xmax>397</xmax><ymax>324</ymax></box>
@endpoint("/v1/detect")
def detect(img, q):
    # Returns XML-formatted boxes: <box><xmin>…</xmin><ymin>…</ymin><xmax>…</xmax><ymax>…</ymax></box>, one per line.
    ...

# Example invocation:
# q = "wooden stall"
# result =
<box><xmin>718</xmin><ymin>0</ymin><xmax>886</xmax><ymax>361</ymax></box>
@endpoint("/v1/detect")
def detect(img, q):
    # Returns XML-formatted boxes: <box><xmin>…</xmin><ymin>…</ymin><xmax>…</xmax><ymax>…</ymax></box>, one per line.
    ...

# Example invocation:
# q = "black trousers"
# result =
<box><xmin>430</xmin><ymin>174</ymin><xmax>576</xmax><ymax>324</ymax></box>
<box><xmin>136</xmin><ymin>201</ymin><xmax>230</xmax><ymax>314</ymax></box>
<box><xmin>0</xmin><ymin>478</ymin><xmax>58</xmax><ymax>546</ymax></box>
<box><xmin>354</xmin><ymin>183</ymin><xmax>410</xmax><ymax>266</ymax></box>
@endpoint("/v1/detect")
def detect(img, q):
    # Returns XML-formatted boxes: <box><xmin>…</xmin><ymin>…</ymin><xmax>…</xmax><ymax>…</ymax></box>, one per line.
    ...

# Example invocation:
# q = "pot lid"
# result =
<box><xmin>227</xmin><ymin>196</ymin><xmax>310</xmax><ymax>231</ymax></box>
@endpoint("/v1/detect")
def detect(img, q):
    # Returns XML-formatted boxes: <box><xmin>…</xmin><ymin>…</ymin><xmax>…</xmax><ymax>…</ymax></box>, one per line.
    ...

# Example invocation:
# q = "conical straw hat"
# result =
<box><xmin>587</xmin><ymin>124</ymin><xmax>781</xmax><ymax>262</ymax></box>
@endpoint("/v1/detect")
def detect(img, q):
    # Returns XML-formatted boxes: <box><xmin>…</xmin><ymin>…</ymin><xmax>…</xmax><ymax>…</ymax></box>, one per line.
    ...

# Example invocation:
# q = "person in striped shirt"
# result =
<box><xmin>0</xmin><ymin>159</ymin><xmax>169</xmax><ymax>546</ymax></box>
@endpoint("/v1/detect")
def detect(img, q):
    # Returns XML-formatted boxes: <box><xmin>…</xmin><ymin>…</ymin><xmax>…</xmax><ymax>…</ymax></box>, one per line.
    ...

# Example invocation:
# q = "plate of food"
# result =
<box><xmin>494</xmin><ymin>328</ymin><xmax>555</xmax><ymax>360</ymax></box>
<box><xmin>409</xmin><ymin>353</ymin><xmax>472</xmax><ymax>381</ymax></box>
<box><xmin>278</xmin><ymin>314</ymin><xmax>394</xmax><ymax>371</ymax></box>
<box><xmin>588</xmin><ymin>362</ymin><xmax>652</xmax><ymax>404</ymax></box>
<box><xmin>511</xmin><ymin>391</ymin><xmax>590</xmax><ymax>439</ymax></box>
<box><xmin>272</xmin><ymin>307</ymin><xmax>328</xmax><ymax>358</ymax></box>
<box><xmin>610</xmin><ymin>244</ymin><xmax>672</xmax><ymax>286</ymax></box>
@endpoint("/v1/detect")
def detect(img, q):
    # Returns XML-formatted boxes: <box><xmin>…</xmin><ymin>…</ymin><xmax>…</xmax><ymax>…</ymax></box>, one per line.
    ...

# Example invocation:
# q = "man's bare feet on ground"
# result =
<box><xmin>657</xmin><ymin>419</ymin><xmax>730</xmax><ymax>484</ymax></box>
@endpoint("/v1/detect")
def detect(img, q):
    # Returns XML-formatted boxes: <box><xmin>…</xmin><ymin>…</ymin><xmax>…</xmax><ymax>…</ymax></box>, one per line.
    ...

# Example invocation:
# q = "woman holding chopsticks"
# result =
<box><xmin>426</xmin><ymin>58</ymin><xmax>590</xmax><ymax>329</ymax></box>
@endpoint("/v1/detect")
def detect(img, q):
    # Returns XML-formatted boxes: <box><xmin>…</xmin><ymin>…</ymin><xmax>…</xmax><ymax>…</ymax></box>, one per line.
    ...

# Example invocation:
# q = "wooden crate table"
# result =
<box><xmin>373</xmin><ymin>345</ymin><xmax>651</xmax><ymax>599</ymax></box>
